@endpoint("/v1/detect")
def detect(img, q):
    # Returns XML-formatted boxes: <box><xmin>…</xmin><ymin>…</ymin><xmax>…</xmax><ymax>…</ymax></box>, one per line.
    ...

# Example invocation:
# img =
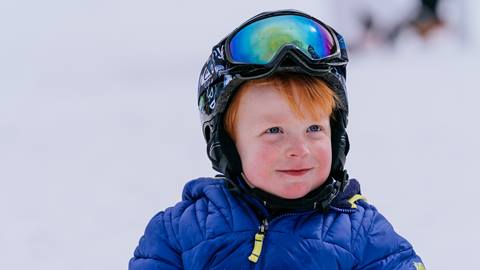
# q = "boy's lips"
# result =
<box><xmin>277</xmin><ymin>168</ymin><xmax>312</xmax><ymax>176</ymax></box>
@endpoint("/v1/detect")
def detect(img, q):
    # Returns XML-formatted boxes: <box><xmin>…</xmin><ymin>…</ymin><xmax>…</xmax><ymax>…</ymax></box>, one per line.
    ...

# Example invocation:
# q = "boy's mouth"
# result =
<box><xmin>277</xmin><ymin>168</ymin><xmax>312</xmax><ymax>176</ymax></box>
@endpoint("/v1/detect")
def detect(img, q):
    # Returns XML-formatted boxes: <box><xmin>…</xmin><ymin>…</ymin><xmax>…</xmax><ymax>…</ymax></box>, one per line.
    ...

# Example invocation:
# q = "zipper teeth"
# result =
<box><xmin>329</xmin><ymin>206</ymin><xmax>356</xmax><ymax>213</ymax></box>
<box><xmin>269</xmin><ymin>206</ymin><xmax>357</xmax><ymax>227</ymax></box>
<box><xmin>260</xmin><ymin>219</ymin><xmax>268</xmax><ymax>231</ymax></box>
<box><xmin>268</xmin><ymin>210</ymin><xmax>315</xmax><ymax>226</ymax></box>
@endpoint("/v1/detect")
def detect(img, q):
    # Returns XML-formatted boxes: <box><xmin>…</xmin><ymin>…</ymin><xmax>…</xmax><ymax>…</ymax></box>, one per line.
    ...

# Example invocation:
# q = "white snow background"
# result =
<box><xmin>1</xmin><ymin>1</ymin><xmax>479</xmax><ymax>269</ymax></box>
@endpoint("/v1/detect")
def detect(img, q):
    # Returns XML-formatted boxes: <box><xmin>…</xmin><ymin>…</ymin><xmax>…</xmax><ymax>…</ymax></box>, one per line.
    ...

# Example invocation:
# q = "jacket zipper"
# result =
<box><xmin>247</xmin><ymin>206</ymin><xmax>360</xmax><ymax>264</ymax></box>
<box><xmin>248</xmin><ymin>218</ymin><xmax>268</xmax><ymax>263</ymax></box>
<box><xmin>243</xmin><ymin>196</ymin><xmax>364</xmax><ymax>264</ymax></box>
<box><xmin>248</xmin><ymin>211</ymin><xmax>314</xmax><ymax>264</ymax></box>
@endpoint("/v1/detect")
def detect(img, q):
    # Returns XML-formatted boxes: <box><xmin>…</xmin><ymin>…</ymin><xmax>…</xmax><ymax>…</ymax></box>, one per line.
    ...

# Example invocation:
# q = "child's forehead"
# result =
<box><xmin>241</xmin><ymin>80</ymin><xmax>303</xmax><ymax>101</ymax></box>
<box><xmin>237</xmin><ymin>93</ymin><xmax>327</xmax><ymax>123</ymax></box>
<box><xmin>240</xmin><ymin>81</ymin><xmax>321</xmax><ymax>107</ymax></box>
<box><xmin>240</xmin><ymin>83</ymin><xmax>296</xmax><ymax>109</ymax></box>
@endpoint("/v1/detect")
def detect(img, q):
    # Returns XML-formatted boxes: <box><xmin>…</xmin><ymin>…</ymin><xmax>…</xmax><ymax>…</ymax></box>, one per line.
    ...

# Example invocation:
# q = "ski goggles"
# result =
<box><xmin>224</xmin><ymin>12</ymin><xmax>343</xmax><ymax>66</ymax></box>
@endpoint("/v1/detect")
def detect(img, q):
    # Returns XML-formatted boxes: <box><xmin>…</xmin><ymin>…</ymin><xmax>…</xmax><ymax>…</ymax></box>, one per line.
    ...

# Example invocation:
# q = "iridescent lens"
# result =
<box><xmin>229</xmin><ymin>15</ymin><xmax>335</xmax><ymax>65</ymax></box>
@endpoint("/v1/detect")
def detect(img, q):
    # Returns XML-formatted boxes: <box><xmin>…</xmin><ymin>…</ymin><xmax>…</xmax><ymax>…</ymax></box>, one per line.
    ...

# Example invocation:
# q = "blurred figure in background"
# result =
<box><xmin>413</xmin><ymin>0</ymin><xmax>444</xmax><ymax>37</ymax></box>
<box><xmin>335</xmin><ymin>0</ymin><xmax>464</xmax><ymax>53</ymax></box>
<box><xmin>388</xmin><ymin>0</ymin><xmax>445</xmax><ymax>43</ymax></box>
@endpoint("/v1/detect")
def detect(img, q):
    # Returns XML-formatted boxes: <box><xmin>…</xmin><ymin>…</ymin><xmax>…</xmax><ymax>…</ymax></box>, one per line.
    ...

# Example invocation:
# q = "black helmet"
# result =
<box><xmin>197</xmin><ymin>9</ymin><xmax>350</xmax><ymax>211</ymax></box>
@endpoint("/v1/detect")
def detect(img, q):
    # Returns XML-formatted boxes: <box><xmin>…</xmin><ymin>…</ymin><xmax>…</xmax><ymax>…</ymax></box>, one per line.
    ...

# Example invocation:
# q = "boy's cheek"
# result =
<box><xmin>250</xmin><ymin>145</ymin><xmax>278</xmax><ymax>164</ymax></box>
<box><xmin>242</xmin><ymin>147</ymin><xmax>277</xmax><ymax>171</ymax></box>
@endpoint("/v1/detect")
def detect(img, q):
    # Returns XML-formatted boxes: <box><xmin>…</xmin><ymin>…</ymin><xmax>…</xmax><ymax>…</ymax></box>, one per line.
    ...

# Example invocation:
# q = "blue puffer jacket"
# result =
<box><xmin>129</xmin><ymin>177</ymin><xmax>424</xmax><ymax>269</ymax></box>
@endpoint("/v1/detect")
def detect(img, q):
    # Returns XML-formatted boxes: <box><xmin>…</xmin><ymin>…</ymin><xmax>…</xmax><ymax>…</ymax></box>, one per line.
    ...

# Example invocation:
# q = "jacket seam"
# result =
<box><xmin>206</xmin><ymin>198</ymin><xmax>233</xmax><ymax>231</ymax></box>
<box><xmin>352</xmin><ymin>206</ymin><xmax>415</xmax><ymax>269</ymax></box>
<box><xmin>355</xmin><ymin>247</ymin><xmax>415</xmax><ymax>270</ymax></box>
<box><xmin>196</xmin><ymin>199</ymin><xmax>207</xmax><ymax>239</ymax></box>
<box><xmin>220</xmin><ymin>186</ymin><xmax>235</xmax><ymax>230</ymax></box>
<box><xmin>264</xmin><ymin>229</ymin><xmax>359</xmax><ymax>261</ymax></box>
<box><xmin>322</xmin><ymin>240</ymin><xmax>359</xmax><ymax>262</ymax></box>
<box><xmin>181</xmin><ymin>229</ymin><xmax>256</xmax><ymax>253</ymax></box>
<box><xmin>352</xmin><ymin>205</ymin><xmax>373</xmax><ymax>252</ymax></box>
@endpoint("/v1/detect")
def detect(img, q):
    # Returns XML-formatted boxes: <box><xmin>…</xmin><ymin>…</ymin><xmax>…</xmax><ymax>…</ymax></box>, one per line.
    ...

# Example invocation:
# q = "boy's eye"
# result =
<box><xmin>265</xmin><ymin>127</ymin><xmax>282</xmax><ymax>134</ymax></box>
<box><xmin>307</xmin><ymin>125</ymin><xmax>322</xmax><ymax>132</ymax></box>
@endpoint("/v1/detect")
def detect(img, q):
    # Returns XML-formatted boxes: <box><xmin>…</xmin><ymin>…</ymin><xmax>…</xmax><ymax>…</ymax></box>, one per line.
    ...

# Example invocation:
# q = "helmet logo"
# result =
<box><xmin>207</xmin><ymin>87</ymin><xmax>216</xmax><ymax>110</ymax></box>
<box><xmin>212</xmin><ymin>45</ymin><xmax>224</xmax><ymax>60</ymax></box>
<box><xmin>199</xmin><ymin>45</ymin><xmax>226</xmax><ymax>87</ymax></box>
<box><xmin>200</xmin><ymin>63</ymin><xmax>213</xmax><ymax>86</ymax></box>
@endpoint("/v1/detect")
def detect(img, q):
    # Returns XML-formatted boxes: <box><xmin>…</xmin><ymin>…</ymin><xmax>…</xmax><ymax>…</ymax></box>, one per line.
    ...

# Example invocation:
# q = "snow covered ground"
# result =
<box><xmin>1</xmin><ymin>1</ymin><xmax>479</xmax><ymax>269</ymax></box>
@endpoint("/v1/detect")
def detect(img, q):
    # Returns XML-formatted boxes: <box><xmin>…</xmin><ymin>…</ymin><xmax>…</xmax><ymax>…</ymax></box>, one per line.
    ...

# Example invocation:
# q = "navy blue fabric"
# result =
<box><xmin>129</xmin><ymin>178</ymin><xmax>423</xmax><ymax>269</ymax></box>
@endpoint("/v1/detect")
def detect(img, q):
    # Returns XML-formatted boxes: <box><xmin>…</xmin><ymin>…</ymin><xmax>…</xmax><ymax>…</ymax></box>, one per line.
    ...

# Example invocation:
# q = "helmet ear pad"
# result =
<box><xmin>218</xmin><ymin>114</ymin><xmax>244</xmax><ymax>179</ymax></box>
<box><xmin>329</xmin><ymin>109</ymin><xmax>349</xmax><ymax>180</ymax></box>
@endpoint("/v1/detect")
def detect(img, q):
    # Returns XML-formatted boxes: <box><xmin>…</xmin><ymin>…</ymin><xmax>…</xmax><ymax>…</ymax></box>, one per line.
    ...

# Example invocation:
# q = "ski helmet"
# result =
<box><xmin>197</xmin><ymin>9</ymin><xmax>350</xmax><ymax>211</ymax></box>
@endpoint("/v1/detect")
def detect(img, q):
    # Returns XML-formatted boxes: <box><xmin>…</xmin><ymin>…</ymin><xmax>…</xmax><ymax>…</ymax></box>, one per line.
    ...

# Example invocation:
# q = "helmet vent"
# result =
<box><xmin>204</xmin><ymin>125</ymin><xmax>211</xmax><ymax>142</ymax></box>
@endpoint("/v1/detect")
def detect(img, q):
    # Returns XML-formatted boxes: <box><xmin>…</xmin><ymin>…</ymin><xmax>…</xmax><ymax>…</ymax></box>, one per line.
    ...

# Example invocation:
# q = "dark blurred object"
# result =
<box><xmin>388</xmin><ymin>0</ymin><xmax>445</xmax><ymax>43</ymax></box>
<box><xmin>334</xmin><ymin>0</ymin><xmax>467</xmax><ymax>54</ymax></box>
<box><xmin>412</xmin><ymin>0</ymin><xmax>445</xmax><ymax>38</ymax></box>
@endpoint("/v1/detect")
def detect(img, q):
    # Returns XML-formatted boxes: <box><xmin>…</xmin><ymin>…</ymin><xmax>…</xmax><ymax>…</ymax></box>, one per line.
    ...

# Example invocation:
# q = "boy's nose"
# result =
<box><xmin>286</xmin><ymin>138</ymin><xmax>310</xmax><ymax>158</ymax></box>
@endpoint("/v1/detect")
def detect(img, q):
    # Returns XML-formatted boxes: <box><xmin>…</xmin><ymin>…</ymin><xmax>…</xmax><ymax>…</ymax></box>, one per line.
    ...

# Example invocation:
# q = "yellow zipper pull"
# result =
<box><xmin>348</xmin><ymin>194</ymin><xmax>367</xmax><ymax>209</ymax></box>
<box><xmin>248</xmin><ymin>219</ymin><xmax>268</xmax><ymax>263</ymax></box>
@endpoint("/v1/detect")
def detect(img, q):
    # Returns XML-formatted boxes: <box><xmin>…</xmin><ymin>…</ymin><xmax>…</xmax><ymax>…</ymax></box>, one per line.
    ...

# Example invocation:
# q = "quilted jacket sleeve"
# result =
<box><xmin>129</xmin><ymin>210</ymin><xmax>183</xmax><ymax>270</ymax></box>
<box><xmin>354</xmin><ymin>204</ymin><xmax>425</xmax><ymax>270</ymax></box>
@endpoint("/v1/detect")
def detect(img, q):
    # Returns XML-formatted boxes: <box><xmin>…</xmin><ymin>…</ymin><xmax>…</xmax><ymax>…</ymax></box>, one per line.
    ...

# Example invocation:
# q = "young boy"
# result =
<box><xmin>129</xmin><ymin>10</ymin><xmax>425</xmax><ymax>269</ymax></box>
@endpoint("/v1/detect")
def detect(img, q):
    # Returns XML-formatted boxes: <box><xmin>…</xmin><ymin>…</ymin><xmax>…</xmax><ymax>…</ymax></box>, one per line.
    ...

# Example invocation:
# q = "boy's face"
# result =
<box><xmin>234</xmin><ymin>82</ymin><xmax>332</xmax><ymax>199</ymax></box>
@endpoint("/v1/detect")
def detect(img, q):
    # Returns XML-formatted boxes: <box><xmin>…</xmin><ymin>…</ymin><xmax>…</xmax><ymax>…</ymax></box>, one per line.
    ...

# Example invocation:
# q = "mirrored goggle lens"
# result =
<box><xmin>228</xmin><ymin>15</ymin><xmax>336</xmax><ymax>65</ymax></box>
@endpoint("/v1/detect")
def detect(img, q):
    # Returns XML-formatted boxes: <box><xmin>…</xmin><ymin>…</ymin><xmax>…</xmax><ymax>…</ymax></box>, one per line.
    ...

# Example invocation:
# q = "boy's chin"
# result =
<box><xmin>272</xmin><ymin>185</ymin><xmax>312</xmax><ymax>200</ymax></box>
